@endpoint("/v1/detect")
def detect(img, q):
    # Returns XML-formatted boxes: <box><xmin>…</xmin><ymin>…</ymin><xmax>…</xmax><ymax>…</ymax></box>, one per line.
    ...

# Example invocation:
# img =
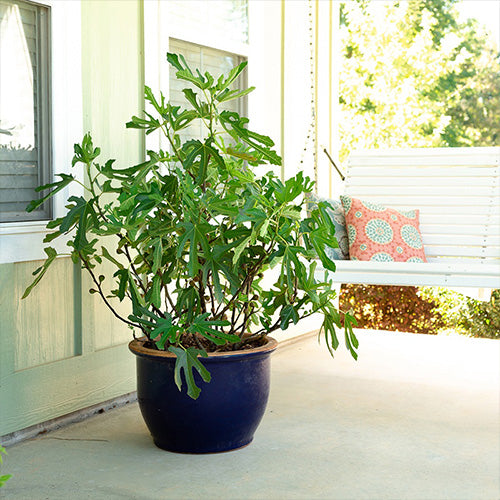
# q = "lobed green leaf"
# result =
<box><xmin>168</xmin><ymin>346</ymin><xmax>211</xmax><ymax>400</ymax></box>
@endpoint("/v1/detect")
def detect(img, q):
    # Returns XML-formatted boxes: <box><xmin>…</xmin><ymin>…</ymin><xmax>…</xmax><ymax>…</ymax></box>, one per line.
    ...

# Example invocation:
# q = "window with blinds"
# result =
<box><xmin>169</xmin><ymin>39</ymin><xmax>247</xmax><ymax>145</ymax></box>
<box><xmin>0</xmin><ymin>0</ymin><xmax>51</xmax><ymax>223</ymax></box>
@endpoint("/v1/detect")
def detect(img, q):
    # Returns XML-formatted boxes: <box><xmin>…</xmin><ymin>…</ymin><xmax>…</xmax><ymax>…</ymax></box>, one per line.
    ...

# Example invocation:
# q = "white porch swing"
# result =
<box><xmin>320</xmin><ymin>146</ymin><xmax>500</xmax><ymax>288</ymax></box>
<box><xmin>302</xmin><ymin>3</ymin><xmax>500</xmax><ymax>290</ymax></box>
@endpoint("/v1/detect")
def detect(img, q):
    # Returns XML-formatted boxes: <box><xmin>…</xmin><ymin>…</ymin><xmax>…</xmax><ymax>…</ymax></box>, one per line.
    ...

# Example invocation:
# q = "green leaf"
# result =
<box><xmin>235</xmin><ymin>206</ymin><xmax>267</xmax><ymax>226</ymax></box>
<box><xmin>132</xmin><ymin>312</ymin><xmax>182</xmax><ymax>349</ymax></box>
<box><xmin>282</xmin><ymin>246</ymin><xmax>307</xmax><ymax>289</ymax></box>
<box><xmin>207</xmin><ymin>194</ymin><xmax>240</xmax><ymax>217</ymax></box>
<box><xmin>173</xmin><ymin>109</ymin><xmax>199</xmax><ymax>131</ymax></box>
<box><xmin>181</xmin><ymin>89</ymin><xmax>211</xmax><ymax>120</ymax></box>
<box><xmin>259</xmin><ymin>219</ymin><xmax>271</xmax><ymax>238</ymax></box>
<box><xmin>43</xmin><ymin>230</ymin><xmax>62</xmax><ymax>243</ymax></box>
<box><xmin>143</xmin><ymin>85</ymin><xmax>164</xmax><ymax>116</ymax></box>
<box><xmin>202</xmin><ymin>247</ymin><xmax>239</xmax><ymax>302</ymax></box>
<box><xmin>175</xmin><ymin>69</ymin><xmax>212</xmax><ymax>90</ymax></box>
<box><xmin>113</xmin><ymin>269</ymin><xmax>129</xmax><ymax>300</ymax></box>
<box><xmin>60</xmin><ymin>196</ymin><xmax>87</xmax><ymax>232</ymax></box>
<box><xmin>126</xmin><ymin>112</ymin><xmax>161</xmax><ymax>134</ymax></box>
<box><xmin>216</xmin><ymin>86</ymin><xmax>255</xmax><ymax>103</ymax></box>
<box><xmin>187</xmin><ymin>313</ymin><xmax>237</xmax><ymax>345</ymax></box>
<box><xmin>232</xmin><ymin>236</ymin><xmax>251</xmax><ymax>265</ymax></box>
<box><xmin>321</xmin><ymin>313</ymin><xmax>340</xmax><ymax>357</ymax></box>
<box><xmin>175</xmin><ymin>287</ymin><xmax>199</xmax><ymax>325</ymax></box>
<box><xmin>0</xmin><ymin>474</ymin><xmax>12</xmax><ymax>487</ymax></box>
<box><xmin>152</xmin><ymin>239</ymin><xmax>163</xmax><ymax>274</ymax></box>
<box><xmin>216</xmin><ymin>60</ymin><xmax>248</xmax><ymax>90</ymax></box>
<box><xmin>72</xmin><ymin>133</ymin><xmax>101</xmax><ymax>166</ymax></box>
<box><xmin>22</xmin><ymin>247</ymin><xmax>58</xmax><ymax>298</ymax></box>
<box><xmin>343</xmin><ymin>312</ymin><xmax>359</xmax><ymax>360</ymax></box>
<box><xmin>176</xmin><ymin>221</ymin><xmax>211</xmax><ymax>277</ymax></box>
<box><xmin>281</xmin><ymin>206</ymin><xmax>302</xmax><ymax>220</ymax></box>
<box><xmin>182</xmin><ymin>139</ymin><xmax>225</xmax><ymax>185</ymax></box>
<box><xmin>226</xmin><ymin>147</ymin><xmax>258</xmax><ymax>162</ymax></box>
<box><xmin>151</xmin><ymin>275</ymin><xmax>162</xmax><ymax>309</ymax></box>
<box><xmin>280</xmin><ymin>304</ymin><xmax>299</xmax><ymax>329</ymax></box>
<box><xmin>168</xmin><ymin>346</ymin><xmax>211</xmax><ymax>399</ymax></box>
<box><xmin>310</xmin><ymin>234</ymin><xmax>336</xmax><ymax>272</ymax></box>
<box><xmin>26</xmin><ymin>174</ymin><xmax>74</xmax><ymax>213</ymax></box>
<box><xmin>73</xmin><ymin>201</ymin><xmax>98</xmax><ymax>251</ymax></box>
<box><xmin>156</xmin><ymin>326</ymin><xmax>182</xmax><ymax>350</ymax></box>
<box><xmin>219</xmin><ymin>111</ymin><xmax>282</xmax><ymax>165</ymax></box>
<box><xmin>101</xmin><ymin>246</ymin><xmax>124</xmax><ymax>269</ymax></box>
<box><xmin>307</xmin><ymin>206</ymin><xmax>338</xmax><ymax>273</ymax></box>
<box><xmin>166</xmin><ymin>52</ymin><xmax>185</xmax><ymax>72</ymax></box>
<box><xmin>128</xmin><ymin>275</ymin><xmax>145</xmax><ymax>315</ymax></box>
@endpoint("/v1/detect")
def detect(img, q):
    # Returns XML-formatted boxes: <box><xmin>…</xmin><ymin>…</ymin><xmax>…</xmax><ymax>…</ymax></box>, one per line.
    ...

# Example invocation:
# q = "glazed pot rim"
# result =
<box><xmin>129</xmin><ymin>336</ymin><xmax>278</xmax><ymax>360</ymax></box>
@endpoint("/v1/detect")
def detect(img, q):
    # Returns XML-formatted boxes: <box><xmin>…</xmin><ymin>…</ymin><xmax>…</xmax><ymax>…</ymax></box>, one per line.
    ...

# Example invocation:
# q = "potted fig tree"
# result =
<box><xmin>23</xmin><ymin>54</ymin><xmax>358</xmax><ymax>453</ymax></box>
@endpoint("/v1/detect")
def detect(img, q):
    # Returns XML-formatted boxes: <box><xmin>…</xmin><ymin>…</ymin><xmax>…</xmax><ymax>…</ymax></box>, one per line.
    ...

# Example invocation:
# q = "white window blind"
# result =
<box><xmin>0</xmin><ymin>0</ymin><xmax>51</xmax><ymax>222</ymax></box>
<box><xmin>169</xmin><ymin>38</ymin><xmax>247</xmax><ymax>145</ymax></box>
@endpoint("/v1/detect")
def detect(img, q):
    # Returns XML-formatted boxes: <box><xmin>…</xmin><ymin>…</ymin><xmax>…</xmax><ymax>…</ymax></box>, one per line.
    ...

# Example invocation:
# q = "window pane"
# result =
<box><xmin>169</xmin><ymin>39</ymin><xmax>247</xmax><ymax>145</ymax></box>
<box><xmin>0</xmin><ymin>0</ymin><xmax>51</xmax><ymax>222</ymax></box>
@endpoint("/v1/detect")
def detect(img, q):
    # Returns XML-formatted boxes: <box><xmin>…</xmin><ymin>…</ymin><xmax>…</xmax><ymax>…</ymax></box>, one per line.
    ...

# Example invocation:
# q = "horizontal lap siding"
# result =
<box><xmin>344</xmin><ymin>147</ymin><xmax>500</xmax><ymax>266</ymax></box>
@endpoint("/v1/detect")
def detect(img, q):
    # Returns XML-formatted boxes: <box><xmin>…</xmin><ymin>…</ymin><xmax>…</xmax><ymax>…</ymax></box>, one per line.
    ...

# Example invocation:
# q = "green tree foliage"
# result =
<box><xmin>340</xmin><ymin>284</ymin><xmax>446</xmax><ymax>334</ymax></box>
<box><xmin>460</xmin><ymin>290</ymin><xmax>500</xmax><ymax>338</ymax></box>
<box><xmin>342</xmin><ymin>284</ymin><xmax>500</xmax><ymax>338</ymax></box>
<box><xmin>420</xmin><ymin>288</ymin><xmax>500</xmax><ymax>338</ymax></box>
<box><xmin>0</xmin><ymin>445</ymin><xmax>11</xmax><ymax>487</ymax></box>
<box><xmin>338</xmin><ymin>0</ymin><xmax>500</xmax><ymax>161</ymax></box>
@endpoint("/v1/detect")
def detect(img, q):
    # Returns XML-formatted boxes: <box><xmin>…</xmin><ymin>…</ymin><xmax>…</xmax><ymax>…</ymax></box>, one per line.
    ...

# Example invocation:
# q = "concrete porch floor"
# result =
<box><xmin>2</xmin><ymin>330</ymin><xmax>499</xmax><ymax>500</ymax></box>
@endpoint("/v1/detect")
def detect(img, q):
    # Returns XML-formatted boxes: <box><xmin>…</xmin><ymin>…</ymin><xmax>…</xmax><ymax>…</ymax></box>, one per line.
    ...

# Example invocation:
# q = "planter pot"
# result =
<box><xmin>128</xmin><ymin>337</ymin><xmax>278</xmax><ymax>453</ymax></box>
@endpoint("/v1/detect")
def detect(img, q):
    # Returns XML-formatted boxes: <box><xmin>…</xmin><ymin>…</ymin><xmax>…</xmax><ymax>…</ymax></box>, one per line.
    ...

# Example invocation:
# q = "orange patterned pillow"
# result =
<box><xmin>340</xmin><ymin>195</ymin><xmax>427</xmax><ymax>262</ymax></box>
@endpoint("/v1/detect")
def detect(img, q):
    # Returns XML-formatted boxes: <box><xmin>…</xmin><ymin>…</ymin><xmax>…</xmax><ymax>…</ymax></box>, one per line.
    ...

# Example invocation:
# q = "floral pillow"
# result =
<box><xmin>340</xmin><ymin>195</ymin><xmax>427</xmax><ymax>262</ymax></box>
<box><xmin>308</xmin><ymin>195</ymin><xmax>349</xmax><ymax>260</ymax></box>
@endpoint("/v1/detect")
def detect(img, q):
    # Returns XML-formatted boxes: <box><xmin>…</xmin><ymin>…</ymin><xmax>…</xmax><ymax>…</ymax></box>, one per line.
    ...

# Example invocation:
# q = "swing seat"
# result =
<box><xmin>316</xmin><ymin>147</ymin><xmax>500</xmax><ymax>288</ymax></box>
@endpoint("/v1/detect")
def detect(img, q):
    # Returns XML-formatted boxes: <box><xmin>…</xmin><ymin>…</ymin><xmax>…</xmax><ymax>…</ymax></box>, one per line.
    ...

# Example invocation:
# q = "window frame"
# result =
<box><xmin>0</xmin><ymin>0</ymin><xmax>83</xmax><ymax>264</ymax></box>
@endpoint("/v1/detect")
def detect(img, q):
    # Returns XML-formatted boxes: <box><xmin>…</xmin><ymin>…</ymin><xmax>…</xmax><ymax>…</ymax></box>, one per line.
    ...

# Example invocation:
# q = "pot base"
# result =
<box><xmin>153</xmin><ymin>438</ymin><xmax>253</xmax><ymax>454</ymax></box>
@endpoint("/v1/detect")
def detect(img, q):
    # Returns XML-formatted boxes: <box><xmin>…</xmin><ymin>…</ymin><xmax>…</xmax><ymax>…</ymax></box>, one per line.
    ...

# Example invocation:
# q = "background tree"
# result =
<box><xmin>338</xmin><ymin>0</ymin><xmax>500</xmax><ymax>161</ymax></box>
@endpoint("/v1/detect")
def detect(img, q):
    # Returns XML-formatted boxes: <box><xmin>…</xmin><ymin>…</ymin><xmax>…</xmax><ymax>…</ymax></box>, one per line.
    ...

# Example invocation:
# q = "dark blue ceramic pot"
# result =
<box><xmin>129</xmin><ymin>337</ymin><xmax>278</xmax><ymax>453</ymax></box>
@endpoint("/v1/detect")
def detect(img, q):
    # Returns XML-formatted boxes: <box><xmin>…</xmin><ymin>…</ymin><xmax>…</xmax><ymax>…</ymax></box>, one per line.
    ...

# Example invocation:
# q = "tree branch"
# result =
<box><xmin>80</xmin><ymin>255</ymin><xmax>143</xmax><ymax>332</ymax></box>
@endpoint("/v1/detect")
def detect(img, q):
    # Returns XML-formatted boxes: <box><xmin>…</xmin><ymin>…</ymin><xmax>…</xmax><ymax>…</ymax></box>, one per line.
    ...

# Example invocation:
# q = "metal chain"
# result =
<box><xmin>299</xmin><ymin>0</ymin><xmax>317</xmax><ymax>190</ymax></box>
